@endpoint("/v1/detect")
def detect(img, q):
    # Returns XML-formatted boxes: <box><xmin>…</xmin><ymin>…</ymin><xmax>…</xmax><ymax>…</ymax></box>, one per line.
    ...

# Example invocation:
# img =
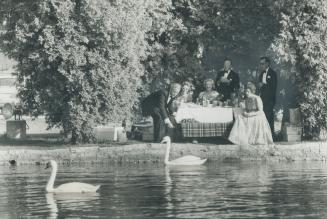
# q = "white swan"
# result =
<box><xmin>45</xmin><ymin>160</ymin><xmax>100</xmax><ymax>193</ymax></box>
<box><xmin>161</xmin><ymin>136</ymin><xmax>207</xmax><ymax>166</ymax></box>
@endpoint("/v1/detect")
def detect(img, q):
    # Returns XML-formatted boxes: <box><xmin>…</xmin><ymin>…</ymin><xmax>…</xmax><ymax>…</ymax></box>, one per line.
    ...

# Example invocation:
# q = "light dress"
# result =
<box><xmin>198</xmin><ymin>91</ymin><xmax>219</xmax><ymax>103</ymax></box>
<box><xmin>228</xmin><ymin>94</ymin><xmax>273</xmax><ymax>146</ymax></box>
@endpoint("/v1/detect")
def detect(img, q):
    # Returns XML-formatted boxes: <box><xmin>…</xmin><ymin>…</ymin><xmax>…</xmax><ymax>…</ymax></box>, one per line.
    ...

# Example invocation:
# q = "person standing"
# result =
<box><xmin>215</xmin><ymin>58</ymin><xmax>240</xmax><ymax>101</ymax></box>
<box><xmin>141</xmin><ymin>83</ymin><xmax>181</xmax><ymax>142</ymax></box>
<box><xmin>258</xmin><ymin>56</ymin><xmax>277</xmax><ymax>136</ymax></box>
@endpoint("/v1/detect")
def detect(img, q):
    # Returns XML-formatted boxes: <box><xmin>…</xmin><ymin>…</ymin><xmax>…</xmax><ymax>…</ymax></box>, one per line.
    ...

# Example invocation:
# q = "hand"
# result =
<box><xmin>167</xmin><ymin>121</ymin><xmax>174</xmax><ymax>128</ymax></box>
<box><xmin>164</xmin><ymin>118</ymin><xmax>174</xmax><ymax>128</ymax></box>
<box><xmin>220</xmin><ymin>77</ymin><xmax>230</xmax><ymax>83</ymax></box>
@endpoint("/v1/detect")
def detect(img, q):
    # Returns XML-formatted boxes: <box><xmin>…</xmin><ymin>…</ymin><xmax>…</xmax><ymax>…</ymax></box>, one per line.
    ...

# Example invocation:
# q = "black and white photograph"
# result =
<box><xmin>0</xmin><ymin>0</ymin><xmax>327</xmax><ymax>218</ymax></box>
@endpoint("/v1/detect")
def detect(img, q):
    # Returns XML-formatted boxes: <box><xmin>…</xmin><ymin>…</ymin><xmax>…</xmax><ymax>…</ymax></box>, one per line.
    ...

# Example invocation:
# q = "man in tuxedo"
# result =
<box><xmin>141</xmin><ymin>83</ymin><xmax>181</xmax><ymax>142</ymax></box>
<box><xmin>258</xmin><ymin>56</ymin><xmax>277</xmax><ymax>136</ymax></box>
<box><xmin>215</xmin><ymin>58</ymin><xmax>240</xmax><ymax>101</ymax></box>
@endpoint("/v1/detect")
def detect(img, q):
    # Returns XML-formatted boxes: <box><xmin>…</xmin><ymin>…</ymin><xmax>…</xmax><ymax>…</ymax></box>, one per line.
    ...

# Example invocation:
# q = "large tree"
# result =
<box><xmin>0</xmin><ymin>0</ymin><xmax>157</xmax><ymax>143</ymax></box>
<box><xmin>271</xmin><ymin>0</ymin><xmax>327</xmax><ymax>137</ymax></box>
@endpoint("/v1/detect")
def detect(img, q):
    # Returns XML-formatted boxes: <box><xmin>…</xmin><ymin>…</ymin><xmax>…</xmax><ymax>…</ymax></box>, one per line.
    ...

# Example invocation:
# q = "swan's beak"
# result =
<box><xmin>45</xmin><ymin>162</ymin><xmax>50</xmax><ymax>169</ymax></box>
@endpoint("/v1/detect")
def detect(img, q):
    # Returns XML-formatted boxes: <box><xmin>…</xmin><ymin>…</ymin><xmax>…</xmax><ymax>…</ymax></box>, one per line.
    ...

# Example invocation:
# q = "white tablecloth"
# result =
<box><xmin>175</xmin><ymin>103</ymin><xmax>234</xmax><ymax>123</ymax></box>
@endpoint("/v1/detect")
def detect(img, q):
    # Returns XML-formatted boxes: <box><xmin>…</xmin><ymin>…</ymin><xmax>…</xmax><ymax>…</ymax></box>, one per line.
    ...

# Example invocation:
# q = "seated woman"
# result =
<box><xmin>197</xmin><ymin>79</ymin><xmax>220</xmax><ymax>103</ymax></box>
<box><xmin>228</xmin><ymin>82</ymin><xmax>273</xmax><ymax>146</ymax></box>
<box><xmin>170</xmin><ymin>81</ymin><xmax>194</xmax><ymax>117</ymax></box>
<box><xmin>176</xmin><ymin>81</ymin><xmax>194</xmax><ymax>104</ymax></box>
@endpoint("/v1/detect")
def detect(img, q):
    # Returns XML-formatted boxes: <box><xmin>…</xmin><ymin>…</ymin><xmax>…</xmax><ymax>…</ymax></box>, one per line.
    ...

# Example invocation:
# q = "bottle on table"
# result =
<box><xmin>202</xmin><ymin>97</ymin><xmax>207</xmax><ymax>107</ymax></box>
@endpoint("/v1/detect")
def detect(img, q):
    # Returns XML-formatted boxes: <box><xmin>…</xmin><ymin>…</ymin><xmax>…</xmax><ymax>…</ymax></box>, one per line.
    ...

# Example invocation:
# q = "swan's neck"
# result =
<box><xmin>164</xmin><ymin>140</ymin><xmax>171</xmax><ymax>164</ymax></box>
<box><xmin>46</xmin><ymin>165</ymin><xmax>57</xmax><ymax>192</ymax></box>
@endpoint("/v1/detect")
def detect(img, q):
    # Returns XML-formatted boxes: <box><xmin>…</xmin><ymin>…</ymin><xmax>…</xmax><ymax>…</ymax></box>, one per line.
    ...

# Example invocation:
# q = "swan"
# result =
<box><xmin>161</xmin><ymin>136</ymin><xmax>207</xmax><ymax>166</ymax></box>
<box><xmin>45</xmin><ymin>160</ymin><xmax>100</xmax><ymax>193</ymax></box>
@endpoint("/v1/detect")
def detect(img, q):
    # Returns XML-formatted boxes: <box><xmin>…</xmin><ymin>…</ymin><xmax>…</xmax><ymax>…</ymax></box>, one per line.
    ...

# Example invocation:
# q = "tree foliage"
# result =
<box><xmin>271</xmin><ymin>0</ymin><xmax>327</xmax><ymax>136</ymax></box>
<box><xmin>171</xmin><ymin>0</ymin><xmax>280</xmax><ymax>78</ymax></box>
<box><xmin>0</xmin><ymin>0</ymin><xmax>156</xmax><ymax>143</ymax></box>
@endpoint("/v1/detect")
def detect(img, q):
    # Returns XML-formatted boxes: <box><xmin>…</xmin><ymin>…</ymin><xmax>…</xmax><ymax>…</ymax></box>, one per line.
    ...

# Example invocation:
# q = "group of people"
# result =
<box><xmin>141</xmin><ymin>56</ymin><xmax>277</xmax><ymax>146</ymax></box>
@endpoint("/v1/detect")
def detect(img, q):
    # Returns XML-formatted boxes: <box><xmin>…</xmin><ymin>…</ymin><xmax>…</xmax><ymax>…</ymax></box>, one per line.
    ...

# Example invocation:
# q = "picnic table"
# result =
<box><xmin>175</xmin><ymin>103</ymin><xmax>234</xmax><ymax>138</ymax></box>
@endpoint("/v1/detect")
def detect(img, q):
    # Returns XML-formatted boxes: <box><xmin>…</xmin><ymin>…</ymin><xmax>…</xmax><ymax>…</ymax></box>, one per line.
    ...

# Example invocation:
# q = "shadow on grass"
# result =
<box><xmin>0</xmin><ymin>133</ymin><xmax>69</xmax><ymax>147</ymax></box>
<box><xmin>174</xmin><ymin>136</ymin><xmax>233</xmax><ymax>145</ymax></box>
<box><xmin>0</xmin><ymin>134</ymin><xmax>143</xmax><ymax>147</ymax></box>
<box><xmin>0</xmin><ymin>133</ymin><xmax>234</xmax><ymax>147</ymax></box>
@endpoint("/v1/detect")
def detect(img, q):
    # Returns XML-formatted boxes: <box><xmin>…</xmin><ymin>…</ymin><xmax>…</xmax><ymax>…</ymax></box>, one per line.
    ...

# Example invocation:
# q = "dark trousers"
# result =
<box><xmin>263</xmin><ymin>103</ymin><xmax>275</xmax><ymax>135</ymax></box>
<box><xmin>151</xmin><ymin>108</ymin><xmax>174</xmax><ymax>143</ymax></box>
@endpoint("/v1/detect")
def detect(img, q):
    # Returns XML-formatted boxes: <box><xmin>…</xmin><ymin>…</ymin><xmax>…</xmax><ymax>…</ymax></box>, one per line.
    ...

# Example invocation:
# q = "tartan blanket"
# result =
<box><xmin>180</xmin><ymin>121</ymin><xmax>233</xmax><ymax>137</ymax></box>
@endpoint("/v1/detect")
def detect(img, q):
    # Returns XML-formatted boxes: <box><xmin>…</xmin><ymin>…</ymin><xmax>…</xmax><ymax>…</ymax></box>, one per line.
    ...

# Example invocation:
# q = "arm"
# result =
<box><xmin>198</xmin><ymin>92</ymin><xmax>204</xmax><ymax>102</ymax></box>
<box><xmin>158</xmin><ymin>91</ymin><xmax>169</xmax><ymax>120</ymax></box>
<box><xmin>211</xmin><ymin>91</ymin><xmax>219</xmax><ymax>100</ymax></box>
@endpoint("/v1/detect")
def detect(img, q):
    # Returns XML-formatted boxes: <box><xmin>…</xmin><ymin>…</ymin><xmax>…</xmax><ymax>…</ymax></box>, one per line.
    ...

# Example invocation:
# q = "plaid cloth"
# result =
<box><xmin>180</xmin><ymin>121</ymin><xmax>233</xmax><ymax>137</ymax></box>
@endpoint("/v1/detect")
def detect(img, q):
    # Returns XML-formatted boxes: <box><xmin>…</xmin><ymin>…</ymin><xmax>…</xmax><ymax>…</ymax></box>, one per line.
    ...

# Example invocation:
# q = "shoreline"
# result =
<box><xmin>1</xmin><ymin>140</ymin><xmax>327</xmax><ymax>165</ymax></box>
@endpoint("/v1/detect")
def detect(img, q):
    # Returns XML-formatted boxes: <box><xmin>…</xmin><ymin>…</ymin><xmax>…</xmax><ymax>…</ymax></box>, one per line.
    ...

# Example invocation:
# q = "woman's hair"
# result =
<box><xmin>203</xmin><ymin>78</ymin><xmax>215</xmax><ymax>89</ymax></box>
<box><xmin>246</xmin><ymin>82</ymin><xmax>256</xmax><ymax>94</ymax></box>
<box><xmin>182</xmin><ymin>81</ymin><xmax>192</xmax><ymax>88</ymax></box>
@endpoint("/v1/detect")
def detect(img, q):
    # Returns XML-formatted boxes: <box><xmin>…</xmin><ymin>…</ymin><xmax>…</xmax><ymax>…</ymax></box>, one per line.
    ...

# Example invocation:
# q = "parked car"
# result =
<box><xmin>0</xmin><ymin>74</ymin><xmax>19</xmax><ymax>119</ymax></box>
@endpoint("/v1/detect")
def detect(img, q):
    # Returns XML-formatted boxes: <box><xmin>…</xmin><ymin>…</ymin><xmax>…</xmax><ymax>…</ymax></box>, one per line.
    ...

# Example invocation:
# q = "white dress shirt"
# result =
<box><xmin>223</xmin><ymin>70</ymin><xmax>231</xmax><ymax>79</ymax></box>
<box><xmin>262</xmin><ymin>67</ymin><xmax>269</xmax><ymax>84</ymax></box>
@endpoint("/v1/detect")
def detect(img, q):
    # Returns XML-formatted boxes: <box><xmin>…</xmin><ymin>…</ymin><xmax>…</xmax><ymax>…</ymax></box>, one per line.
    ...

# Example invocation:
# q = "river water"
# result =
<box><xmin>1</xmin><ymin>161</ymin><xmax>327</xmax><ymax>218</ymax></box>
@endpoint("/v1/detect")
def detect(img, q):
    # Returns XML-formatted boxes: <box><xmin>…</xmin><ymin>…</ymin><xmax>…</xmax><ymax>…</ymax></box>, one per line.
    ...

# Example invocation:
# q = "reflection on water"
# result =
<box><xmin>46</xmin><ymin>192</ymin><xmax>100</xmax><ymax>219</ymax></box>
<box><xmin>1</xmin><ymin>162</ymin><xmax>327</xmax><ymax>218</ymax></box>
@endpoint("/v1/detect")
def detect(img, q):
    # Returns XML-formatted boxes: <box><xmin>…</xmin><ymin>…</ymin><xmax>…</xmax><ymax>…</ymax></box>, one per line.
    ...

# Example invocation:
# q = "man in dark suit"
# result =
<box><xmin>215</xmin><ymin>58</ymin><xmax>240</xmax><ymax>101</ymax></box>
<box><xmin>258</xmin><ymin>56</ymin><xmax>277</xmax><ymax>136</ymax></box>
<box><xmin>141</xmin><ymin>83</ymin><xmax>181</xmax><ymax>142</ymax></box>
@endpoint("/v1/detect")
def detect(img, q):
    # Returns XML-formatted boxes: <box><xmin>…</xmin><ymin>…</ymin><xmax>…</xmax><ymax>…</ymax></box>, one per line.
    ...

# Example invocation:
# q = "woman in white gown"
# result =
<box><xmin>228</xmin><ymin>82</ymin><xmax>273</xmax><ymax>146</ymax></box>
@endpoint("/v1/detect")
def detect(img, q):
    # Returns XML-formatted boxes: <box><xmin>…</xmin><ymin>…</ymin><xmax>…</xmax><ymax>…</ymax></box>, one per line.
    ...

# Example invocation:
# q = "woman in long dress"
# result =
<box><xmin>228</xmin><ymin>82</ymin><xmax>273</xmax><ymax>146</ymax></box>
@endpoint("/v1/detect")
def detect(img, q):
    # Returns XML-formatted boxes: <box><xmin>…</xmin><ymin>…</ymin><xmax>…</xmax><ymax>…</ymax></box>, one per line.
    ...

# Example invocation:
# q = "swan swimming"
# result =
<box><xmin>161</xmin><ymin>136</ymin><xmax>207</xmax><ymax>166</ymax></box>
<box><xmin>45</xmin><ymin>160</ymin><xmax>100</xmax><ymax>193</ymax></box>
